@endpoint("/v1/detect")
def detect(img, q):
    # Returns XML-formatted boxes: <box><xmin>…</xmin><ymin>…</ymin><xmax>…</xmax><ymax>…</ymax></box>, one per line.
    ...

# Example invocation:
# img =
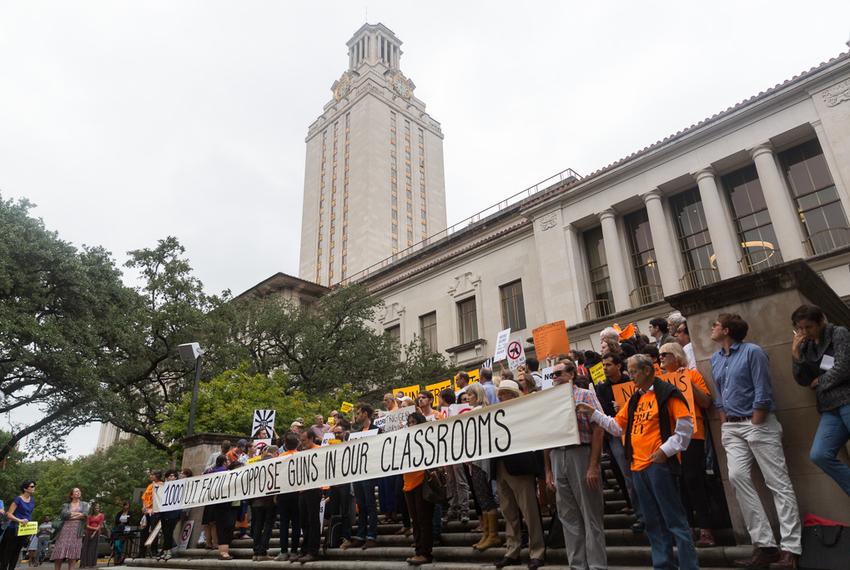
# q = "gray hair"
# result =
<box><xmin>627</xmin><ymin>354</ymin><xmax>656</xmax><ymax>374</ymax></box>
<box><xmin>667</xmin><ymin>311</ymin><xmax>686</xmax><ymax>330</ymax></box>
<box><xmin>600</xmin><ymin>326</ymin><xmax>620</xmax><ymax>346</ymax></box>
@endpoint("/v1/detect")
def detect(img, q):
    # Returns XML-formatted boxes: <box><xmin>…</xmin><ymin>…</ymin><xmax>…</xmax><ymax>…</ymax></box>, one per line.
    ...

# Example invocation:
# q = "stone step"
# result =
<box><xmin>163</xmin><ymin>544</ymin><xmax>750</xmax><ymax>567</ymax></box>
<box><xmin>229</xmin><ymin>528</ymin><xmax>735</xmax><ymax>549</ymax></box>
<box><xmin>124</xmin><ymin>561</ymin><xmax>737</xmax><ymax>570</ymax></box>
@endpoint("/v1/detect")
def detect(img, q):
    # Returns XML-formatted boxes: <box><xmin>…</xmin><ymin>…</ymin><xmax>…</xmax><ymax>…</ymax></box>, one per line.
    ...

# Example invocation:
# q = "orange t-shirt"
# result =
<box><xmin>142</xmin><ymin>483</ymin><xmax>156</xmax><ymax>511</ymax></box>
<box><xmin>659</xmin><ymin>368</ymin><xmax>709</xmax><ymax>441</ymax></box>
<box><xmin>613</xmin><ymin>389</ymin><xmax>691</xmax><ymax>472</ymax></box>
<box><xmin>403</xmin><ymin>471</ymin><xmax>425</xmax><ymax>492</ymax></box>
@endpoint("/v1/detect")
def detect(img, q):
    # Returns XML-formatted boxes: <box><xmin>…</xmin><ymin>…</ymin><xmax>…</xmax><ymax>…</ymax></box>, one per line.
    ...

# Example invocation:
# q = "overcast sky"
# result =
<box><xmin>2</xmin><ymin>1</ymin><xmax>849</xmax><ymax>457</ymax></box>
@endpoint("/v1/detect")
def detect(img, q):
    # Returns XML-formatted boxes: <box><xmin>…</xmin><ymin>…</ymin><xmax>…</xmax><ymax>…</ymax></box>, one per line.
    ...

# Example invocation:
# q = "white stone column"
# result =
<box><xmin>643</xmin><ymin>190</ymin><xmax>681</xmax><ymax>295</ymax></box>
<box><xmin>695</xmin><ymin>168</ymin><xmax>741</xmax><ymax>280</ymax></box>
<box><xmin>750</xmin><ymin>143</ymin><xmax>807</xmax><ymax>260</ymax></box>
<box><xmin>812</xmin><ymin>120</ymin><xmax>850</xmax><ymax>225</ymax></box>
<box><xmin>564</xmin><ymin>223</ymin><xmax>588</xmax><ymax>322</ymax></box>
<box><xmin>599</xmin><ymin>209</ymin><xmax>631</xmax><ymax>312</ymax></box>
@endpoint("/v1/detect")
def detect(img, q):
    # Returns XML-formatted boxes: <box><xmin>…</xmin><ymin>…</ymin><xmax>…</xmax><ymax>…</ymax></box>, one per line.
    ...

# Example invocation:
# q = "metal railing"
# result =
<box><xmin>584</xmin><ymin>299</ymin><xmax>613</xmax><ymax>321</ymax></box>
<box><xmin>335</xmin><ymin>167</ymin><xmax>582</xmax><ymax>286</ymax></box>
<box><xmin>679</xmin><ymin>268</ymin><xmax>720</xmax><ymax>291</ymax></box>
<box><xmin>803</xmin><ymin>227</ymin><xmax>850</xmax><ymax>257</ymax></box>
<box><xmin>629</xmin><ymin>285</ymin><xmax>664</xmax><ymax>308</ymax></box>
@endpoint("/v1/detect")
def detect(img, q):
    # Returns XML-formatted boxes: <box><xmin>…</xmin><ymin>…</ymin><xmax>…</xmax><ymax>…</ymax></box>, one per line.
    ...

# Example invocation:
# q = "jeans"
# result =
<box><xmin>810</xmin><ymin>403</ymin><xmax>850</xmax><ymax>497</ymax></box>
<box><xmin>353</xmin><ymin>481</ymin><xmax>378</xmax><ymax>541</ymax></box>
<box><xmin>632</xmin><ymin>464</ymin><xmax>698</xmax><ymax>570</ymax></box>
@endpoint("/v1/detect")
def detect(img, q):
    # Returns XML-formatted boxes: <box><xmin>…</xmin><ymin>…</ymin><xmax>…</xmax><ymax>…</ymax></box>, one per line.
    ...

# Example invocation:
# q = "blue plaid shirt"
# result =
<box><xmin>574</xmin><ymin>385</ymin><xmax>603</xmax><ymax>444</ymax></box>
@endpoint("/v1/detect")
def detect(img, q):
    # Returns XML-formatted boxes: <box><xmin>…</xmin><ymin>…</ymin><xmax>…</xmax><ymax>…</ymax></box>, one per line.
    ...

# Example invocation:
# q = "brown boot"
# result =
<box><xmin>734</xmin><ymin>547</ymin><xmax>780</xmax><ymax>568</ymax></box>
<box><xmin>471</xmin><ymin>510</ymin><xmax>490</xmax><ymax>550</ymax></box>
<box><xmin>476</xmin><ymin>510</ymin><xmax>504</xmax><ymax>551</ymax></box>
<box><xmin>769</xmin><ymin>551</ymin><xmax>798</xmax><ymax>569</ymax></box>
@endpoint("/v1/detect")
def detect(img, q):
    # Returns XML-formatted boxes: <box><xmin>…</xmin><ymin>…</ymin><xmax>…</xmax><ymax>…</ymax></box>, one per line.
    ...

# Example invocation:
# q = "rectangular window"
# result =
<box><xmin>499</xmin><ymin>280</ymin><xmax>527</xmax><ymax>330</ymax></box>
<box><xmin>419</xmin><ymin>312</ymin><xmax>437</xmax><ymax>352</ymax></box>
<box><xmin>670</xmin><ymin>188</ymin><xmax>718</xmax><ymax>289</ymax></box>
<box><xmin>624</xmin><ymin>209</ymin><xmax>662</xmax><ymax>305</ymax></box>
<box><xmin>583</xmin><ymin>226</ymin><xmax>613</xmax><ymax>318</ymax></box>
<box><xmin>457</xmin><ymin>297</ymin><xmax>478</xmax><ymax>344</ymax></box>
<box><xmin>722</xmin><ymin>164</ymin><xmax>783</xmax><ymax>271</ymax></box>
<box><xmin>385</xmin><ymin>325</ymin><xmax>400</xmax><ymax>343</ymax></box>
<box><xmin>779</xmin><ymin>139</ymin><xmax>850</xmax><ymax>255</ymax></box>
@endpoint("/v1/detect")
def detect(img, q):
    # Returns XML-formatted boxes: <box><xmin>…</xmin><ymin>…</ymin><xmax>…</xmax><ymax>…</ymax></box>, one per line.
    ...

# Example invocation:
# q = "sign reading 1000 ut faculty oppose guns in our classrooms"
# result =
<box><xmin>154</xmin><ymin>384</ymin><xmax>580</xmax><ymax>512</ymax></box>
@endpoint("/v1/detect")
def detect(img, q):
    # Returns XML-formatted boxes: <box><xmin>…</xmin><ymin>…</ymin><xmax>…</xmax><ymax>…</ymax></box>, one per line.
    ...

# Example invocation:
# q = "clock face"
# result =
<box><xmin>390</xmin><ymin>73</ymin><xmax>412</xmax><ymax>99</ymax></box>
<box><xmin>334</xmin><ymin>73</ymin><xmax>352</xmax><ymax>101</ymax></box>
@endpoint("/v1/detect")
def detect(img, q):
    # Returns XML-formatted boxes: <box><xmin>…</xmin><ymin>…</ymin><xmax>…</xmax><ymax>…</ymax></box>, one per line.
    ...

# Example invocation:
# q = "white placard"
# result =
<box><xmin>252</xmin><ymin>409</ymin><xmax>277</xmax><ymax>439</ymax></box>
<box><xmin>507</xmin><ymin>340</ymin><xmax>526</xmax><ymax>370</ymax></box>
<box><xmin>154</xmin><ymin>385</ymin><xmax>580</xmax><ymax>513</ymax></box>
<box><xmin>373</xmin><ymin>407</ymin><xmax>417</xmax><ymax>432</ymax></box>
<box><xmin>320</xmin><ymin>433</ymin><xmax>334</xmax><ymax>446</ymax></box>
<box><xmin>493</xmin><ymin>328</ymin><xmax>512</xmax><ymax>361</ymax></box>
<box><xmin>348</xmin><ymin>428</ymin><xmax>379</xmax><ymax>441</ymax></box>
<box><xmin>447</xmin><ymin>404</ymin><xmax>473</xmax><ymax>417</ymax></box>
<box><xmin>541</xmin><ymin>367</ymin><xmax>555</xmax><ymax>390</ymax></box>
<box><xmin>178</xmin><ymin>520</ymin><xmax>194</xmax><ymax>549</ymax></box>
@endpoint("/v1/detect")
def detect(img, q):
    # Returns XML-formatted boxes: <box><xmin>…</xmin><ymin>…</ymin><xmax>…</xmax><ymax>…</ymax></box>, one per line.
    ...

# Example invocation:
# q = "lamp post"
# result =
<box><xmin>178</xmin><ymin>342</ymin><xmax>205</xmax><ymax>436</ymax></box>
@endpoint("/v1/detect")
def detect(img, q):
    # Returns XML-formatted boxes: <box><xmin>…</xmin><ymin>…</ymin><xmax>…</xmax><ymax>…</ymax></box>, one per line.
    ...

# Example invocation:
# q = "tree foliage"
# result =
<box><xmin>160</xmin><ymin>366</ymin><xmax>357</xmax><ymax>442</ymax></box>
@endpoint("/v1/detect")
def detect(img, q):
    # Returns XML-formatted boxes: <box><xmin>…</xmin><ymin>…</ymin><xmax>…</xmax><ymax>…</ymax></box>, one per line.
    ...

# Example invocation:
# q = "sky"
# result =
<box><xmin>2</xmin><ymin>1</ymin><xmax>849</xmax><ymax>457</ymax></box>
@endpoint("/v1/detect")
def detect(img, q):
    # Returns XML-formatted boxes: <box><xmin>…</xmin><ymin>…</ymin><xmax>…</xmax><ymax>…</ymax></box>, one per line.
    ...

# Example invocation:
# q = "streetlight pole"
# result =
<box><xmin>178</xmin><ymin>342</ymin><xmax>204</xmax><ymax>437</ymax></box>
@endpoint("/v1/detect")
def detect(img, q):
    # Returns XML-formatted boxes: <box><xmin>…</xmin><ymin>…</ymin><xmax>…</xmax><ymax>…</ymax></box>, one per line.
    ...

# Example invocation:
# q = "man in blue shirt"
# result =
<box><xmin>710</xmin><ymin>313</ymin><xmax>801</xmax><ymax>569</ymax></box>
<box><xmin>479</xmin><ymin>367</ymin><xmax>498</xmax><ymax>405</ymax></box>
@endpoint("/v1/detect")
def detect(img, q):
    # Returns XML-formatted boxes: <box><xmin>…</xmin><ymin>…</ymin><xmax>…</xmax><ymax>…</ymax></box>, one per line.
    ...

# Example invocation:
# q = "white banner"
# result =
<box><xmin>154</xmin><ymin>385</ymin><xmax>579</xmax><ymax>512</ymax></box>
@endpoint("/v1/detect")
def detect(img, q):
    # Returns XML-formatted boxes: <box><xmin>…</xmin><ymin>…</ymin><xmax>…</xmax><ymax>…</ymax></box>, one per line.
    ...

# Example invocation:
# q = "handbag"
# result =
<box><xmin>422</xmin><ymin>469</ymin><xmax>447</xmax><ymax>504</ymax></box>
<box><xmin>800</xmin><ymin>523</ymin><xmax>850</xmax><ymax>570</ymax></box>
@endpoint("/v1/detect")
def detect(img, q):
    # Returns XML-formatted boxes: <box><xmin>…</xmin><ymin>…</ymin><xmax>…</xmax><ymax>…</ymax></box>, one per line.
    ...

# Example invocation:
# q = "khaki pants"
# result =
<box><xmin>497</xmin><ymin>462</ymin><xmax>545</xmax><ymax>561</ymax></box>
<box><xmin>721</xmin><ymin>414</ymin><xmax>802</xmax><ymax>554</ymax></box>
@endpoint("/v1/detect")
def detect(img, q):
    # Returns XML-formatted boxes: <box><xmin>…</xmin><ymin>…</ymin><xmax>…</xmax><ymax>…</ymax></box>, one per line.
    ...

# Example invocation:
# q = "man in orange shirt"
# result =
<box><xmin>578</xmin><ymin>354</ymin><xmax>698</xmax><ymax>570</ymax></box>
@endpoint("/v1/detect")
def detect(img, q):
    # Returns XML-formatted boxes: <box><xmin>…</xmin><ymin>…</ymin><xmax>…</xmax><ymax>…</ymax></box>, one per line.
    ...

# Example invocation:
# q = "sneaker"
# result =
<box><xmin>630</xmin><ymin>521</ymin><xmax>645</xmax><ymax>533</ymax></box>
<box><xmin>275</xmin><ymin>552</ymin><xmax>290</xmax><ymax>561</ymax></box>
<box><xmin>162</xmin><ymin>552</ymin><xmax>172</xmax><ymax>561</ymax></box>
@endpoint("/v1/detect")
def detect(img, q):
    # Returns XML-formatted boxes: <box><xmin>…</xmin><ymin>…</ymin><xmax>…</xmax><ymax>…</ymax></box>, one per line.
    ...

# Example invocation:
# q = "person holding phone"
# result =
<box><xmin>0</xmin><ymin>480</ymin><xmax>34</xmax><ymax>570</ymax></box>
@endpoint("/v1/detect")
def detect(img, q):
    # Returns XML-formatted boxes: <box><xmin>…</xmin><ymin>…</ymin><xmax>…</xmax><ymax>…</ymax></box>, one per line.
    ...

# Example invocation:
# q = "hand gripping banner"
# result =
<box><xmin>154</xmin><ymin>384</ymin><xmax>579</xmax><ymax>512</ymax></box>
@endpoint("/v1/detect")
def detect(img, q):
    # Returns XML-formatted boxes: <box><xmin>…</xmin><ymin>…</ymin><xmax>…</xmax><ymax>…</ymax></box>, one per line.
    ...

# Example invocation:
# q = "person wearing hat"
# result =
<box><xmin>289</xmin><ymin>421</ymin><xmax>304</xmax><ymax>434</ymax></box>
<box><xmin>491</xmin><ymin>380</ymin><xmax>545</xmax><ymax>570</ymax></box>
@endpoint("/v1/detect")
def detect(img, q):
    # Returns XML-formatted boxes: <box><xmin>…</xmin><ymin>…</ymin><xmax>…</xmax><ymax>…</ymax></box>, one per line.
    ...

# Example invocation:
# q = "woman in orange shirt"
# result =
<box><xmin>659</xmin><ymin>342</ymin><xmax>716</xmax><ymax>548</ymax></box>
<box><xmin>403</xmin><ymin>412</ymin><xmax>434</xmax><ymax>566</ymax></box>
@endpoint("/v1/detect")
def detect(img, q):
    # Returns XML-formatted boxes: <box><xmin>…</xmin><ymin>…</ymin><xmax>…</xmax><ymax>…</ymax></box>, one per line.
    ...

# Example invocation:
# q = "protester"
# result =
<box><xmin>492</xmin><ymin>380</ymin><xmax>545</xmax><ymax>570</ymax></box>
<box><xmin>52</xmin><ymin>488</ymin><xmax>90</xmax><ymax>570</ymax></box>
<box><xmin>579</xmin><ymin>354</ymin><xmax>698</xmax><ymax>570</ymax></box>
<box><xmin>711</xmin><ymin>313</ymin><xmax>801</xmax><ymax>568</ymax></box>
<box><xmin>659</xmin><ymin>342</ymin><xmax>716</xmax><ymax>547</ymax></box>
<box><xmin>311</xmin><ymin>414</ymin><xmax>330</xmax><ymax>438</ymax></box>
<box><xmin>515</xmin><ymin>366</ymin><xmax>537</xmax><ymax>395</ymax></box>
<box><xmin>79</xmin><ymin>502</ymin><xmax>104</xmax><ymax>568</ymax></box>
<box><xmin>111</xmin><ymin>502</ymin><xmax>132</xmax><ymax>565</ymax></box>
<box><xmin>399</xmin><ymin>396</ymin><xmax>415</xmax><ymax>408</ymax></box>
<box><xmin>37</xmin><ymin>516</ymin><xmax>53</xmax><ymax>565</ymax></box>
<box><xmin>649</xmin><ymin>317</ymin><xmax>675</xmax><ymax>349</ymax></box>
<box><xmin>0</xmin><ymin>480</ymin><xmax>35</xmax><ymax>570</ymax></box>
<box><xmin>479</xmin><ymin>368</ymin><xmax>498</xmax><ymax>404</ymax></box>
<box><xmin>593</xmin><ymin>352</ymin><xmax>641</xmax><ymax>529</ymax></box>
<box><xmin>455</xmin><ymin>371</ymin><xmax>470</xmax><ymax>396</ymax></box>
<box><xmin>526</xmin><ymin>357</ymin><xmax>543</xmax><ymax>391</ymax></box>
<box><xmin>416</xmin><ymin>391</ymin><xmax>439</xmax><ymax>420</ymax></box>
<box><xmin>383</xmin><ymin>393</ymin><xmax>399</xmax><ymax>412</ymax></box>
<box><xmin>274</xmin><ymin>432</ymin><xmax>302</xmax><ymax>561</ymax></box>
<box><xmin>600</xmin><ymin>326</ymin><xmax>621</xmax><ymax>354</ymax></box>
<box><xmin>791</xmin><ymin>304</ymin><xmax>850</xmax><ymax>498</ymax></box>
<box><xmin>465</xmin><ymin>384</ymin><xmax>502</xmax><ymax>551</ymax></box>
<box><xmin>544</xmin><ymin>361</ymin><xmax>607</xmax><ymax>570</ymax></box>
<box><xmin>341</xmin><ymin>404</ymin><xmax>380</xmax><ymax>550</ymax></box>
<box><xmin>439</xmin><ymin>388</ymin><xmax>470</xmax><ymax>525</ymax></box>
<box><xmin>207</xmin><ymin>456</ymin><xmax>238</xmax><ymax>560</ymax></box>
<box><xmin>401</xmin><ymin>412</ymin><xmax>435</xmax><ymax>565</ymax></box>
<box><xmin>674</xmin><ymin>321</ymin><xmax>697</xmax><ymax>369</ymax></box>
<box><xmin>158</xmin><ymin>470</ymin><xmax>182</xmax><ymax>560</ymax></box>
<box><xmin>296</xmin><ymin>430</ymin><xmax>323</xmax><ymax>563</ymax></box>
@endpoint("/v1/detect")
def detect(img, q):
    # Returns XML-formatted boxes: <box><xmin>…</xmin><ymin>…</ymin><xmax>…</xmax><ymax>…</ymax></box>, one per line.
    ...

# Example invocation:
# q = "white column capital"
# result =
<box><xmin>642</xmin><ymin>189</ymin><xmax>663</xmax><ymax>204</ymax></box>
<box><xmin>694</xmin><ymin>168</ymin><xmax>716</xmax><ymax>183</ymax></box>
<box><xmin>599</xmin><ymin>209</ymin><xmax>616</xmax><ymax>222</ymax></box>
<box><xmin>749</xmin><ymin>142</ymin><xmax>775</xmax><ymax>160</ymax></box>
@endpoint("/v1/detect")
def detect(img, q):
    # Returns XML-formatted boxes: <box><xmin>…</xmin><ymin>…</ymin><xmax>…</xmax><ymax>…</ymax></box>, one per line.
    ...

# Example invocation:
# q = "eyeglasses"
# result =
<box><xmin>660</xmin><ymin>352</ymin><xmax>671</xmax><ymax>357</ymax></box>
<box><xmin>551</xmin><ymin>371</ymin><xmax>563</xmax><ymax>377</ymax></box>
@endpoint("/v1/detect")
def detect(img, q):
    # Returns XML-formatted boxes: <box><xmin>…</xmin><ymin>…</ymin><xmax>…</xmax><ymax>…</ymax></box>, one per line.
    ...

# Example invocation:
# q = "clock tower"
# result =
<box><xmin>298</xmin><ymin>23</ymin><xmax>447</xmax><ymax>286</ymax></box>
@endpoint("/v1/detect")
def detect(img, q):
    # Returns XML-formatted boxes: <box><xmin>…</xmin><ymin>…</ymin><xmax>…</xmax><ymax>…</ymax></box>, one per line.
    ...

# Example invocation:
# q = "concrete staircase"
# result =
<box><xmin>125</xmin><ymin>461</ymin><xmax>745</xmax><ymax>569</ymax></box>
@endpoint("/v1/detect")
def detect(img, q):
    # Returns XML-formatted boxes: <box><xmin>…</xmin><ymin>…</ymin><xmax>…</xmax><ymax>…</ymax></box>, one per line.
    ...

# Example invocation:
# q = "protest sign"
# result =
<box><xmin>541</xmin><ymin>367</ymin><xmax>555</xmax><ymax>390</ymax></box>
<box><xmin>340</xmin><ymin>402</ymin><xmax>353</xmax><ymax>414</ymax></box>
<box><xmin>446</xmin><ymin>404</ymin><xmax>473</xmax><ymax>417</ymax></box>
<box><xmin>154</xmin><ymin>384</ymin><xmax>581</xmax><ymax>513</ymax></box>
<box><xmin>321</xmin><ymin>433</ymin><xmax>334</xmax><ymax>446</ymax></box>
<box><xmin>144</xmin><ymin>521</ymin><xmax>162</xmax><ymax>547</ymax></box>
<box><xmin>251</xmin><ymin>409</ymin><xmax>276</xmax><ymax>439</ymax></box>
<box><xmin>589</xmin><ymin>363</ymin><xmax>606</xmax><ymax>385</ymax></box>
<box><xmin>348</xmin><ymin>429</ymin><xmax>379</xmax><ymax>441</ymax></box>
<box><xmin>532</xmin><ymin>321</ymin><xmax>570</xmax><ymax>360</ymax></box>
<box><xmin>373</xmin><ymin>407</ymin><xmax>416</xmax><ymax>432</ymax></box>
<box><xmin>493</xmin><ymin>329</ymin><xmax>511</xmax><ymax>361</ymax></box>
<box><xmin>507</xmin><ymin>340</ymin><xmax>525</xmax><ymax>370</ymax></box>
<box><xmin>612</xmin><ymin>381</ymin><xmax>637</xmax><ymax>409</ymax></box>
<box><xmin>426</xmin><ymin>379</ymin><xmax>452</xmax><ymax>406</ymax></box>
<box><xmin>660</xmin><ymin>370</ymin><xmax>697</xmax><ymax>424</ymax></box>
<box><xmin>17</xmin><ymin>522</ymin><xmax>37</xmax><ymax>536</ymax></box>
<box><xmin>393</xmin><ymin>384</ymin><xmax>420</xmax><ymax>400</ymax></box>
<box><xmin>178</xmin><ymin>520</ymin><xmax>194</xmax><ymax>549</ymax></box>
<box><xmin>481</xmin><ymin>358</ymin><xmax>493</xmax><ymax>370</ymax></box>
<box><xmin>468</xmin><ymin>368</ymin><xmax>480</xmax><ymax>384</ymax></box>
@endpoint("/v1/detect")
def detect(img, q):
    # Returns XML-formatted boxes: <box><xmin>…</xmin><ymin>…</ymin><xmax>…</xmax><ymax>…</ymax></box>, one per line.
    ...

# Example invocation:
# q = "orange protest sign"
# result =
<box><xmin>659</xmin><ymin>370</ymin><xmax>697</xmax><ymax>424</ymax></box>
<box><xmin>393</xmin><ymin>384</ymin><xmax>420</xmax><ymax>401</ymax></box>
<box><xmin>426</xmin><ymin>379</ymin><xmax>452</xmax><ymax>407</ymax></box>
<box><xmin>612</xmin><ymin>381</ymin><xmax>638</xmax><ymax>410</ymax></box>
<box><xmin>532</xmin><ymin>321</ymin><xmax>570</xmax><ymax>360</ymax></box>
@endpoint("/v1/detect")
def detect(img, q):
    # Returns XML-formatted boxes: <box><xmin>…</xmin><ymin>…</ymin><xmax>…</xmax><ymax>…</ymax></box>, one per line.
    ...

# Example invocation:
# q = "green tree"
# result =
<box><xmin>160</xmin><ymin>366</ymin><xmax>356</xmax><ymax>443</ymax></box>
<box><xmin>396</xmin><ymin>337</ymin><xmax>459</xmax><ymax>390</ymax></box>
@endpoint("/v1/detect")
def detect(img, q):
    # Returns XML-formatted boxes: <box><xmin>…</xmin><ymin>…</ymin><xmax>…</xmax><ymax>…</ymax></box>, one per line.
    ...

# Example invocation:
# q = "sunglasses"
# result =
<box><xmin>660</xmin><ymin>352</ymin><xmax>672</xmax><ymax>357</ymax></box>
<box><xmin>551</xmin><ymin>371</ymin><xmax>563</xmax><ymax>377</ymax></box>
